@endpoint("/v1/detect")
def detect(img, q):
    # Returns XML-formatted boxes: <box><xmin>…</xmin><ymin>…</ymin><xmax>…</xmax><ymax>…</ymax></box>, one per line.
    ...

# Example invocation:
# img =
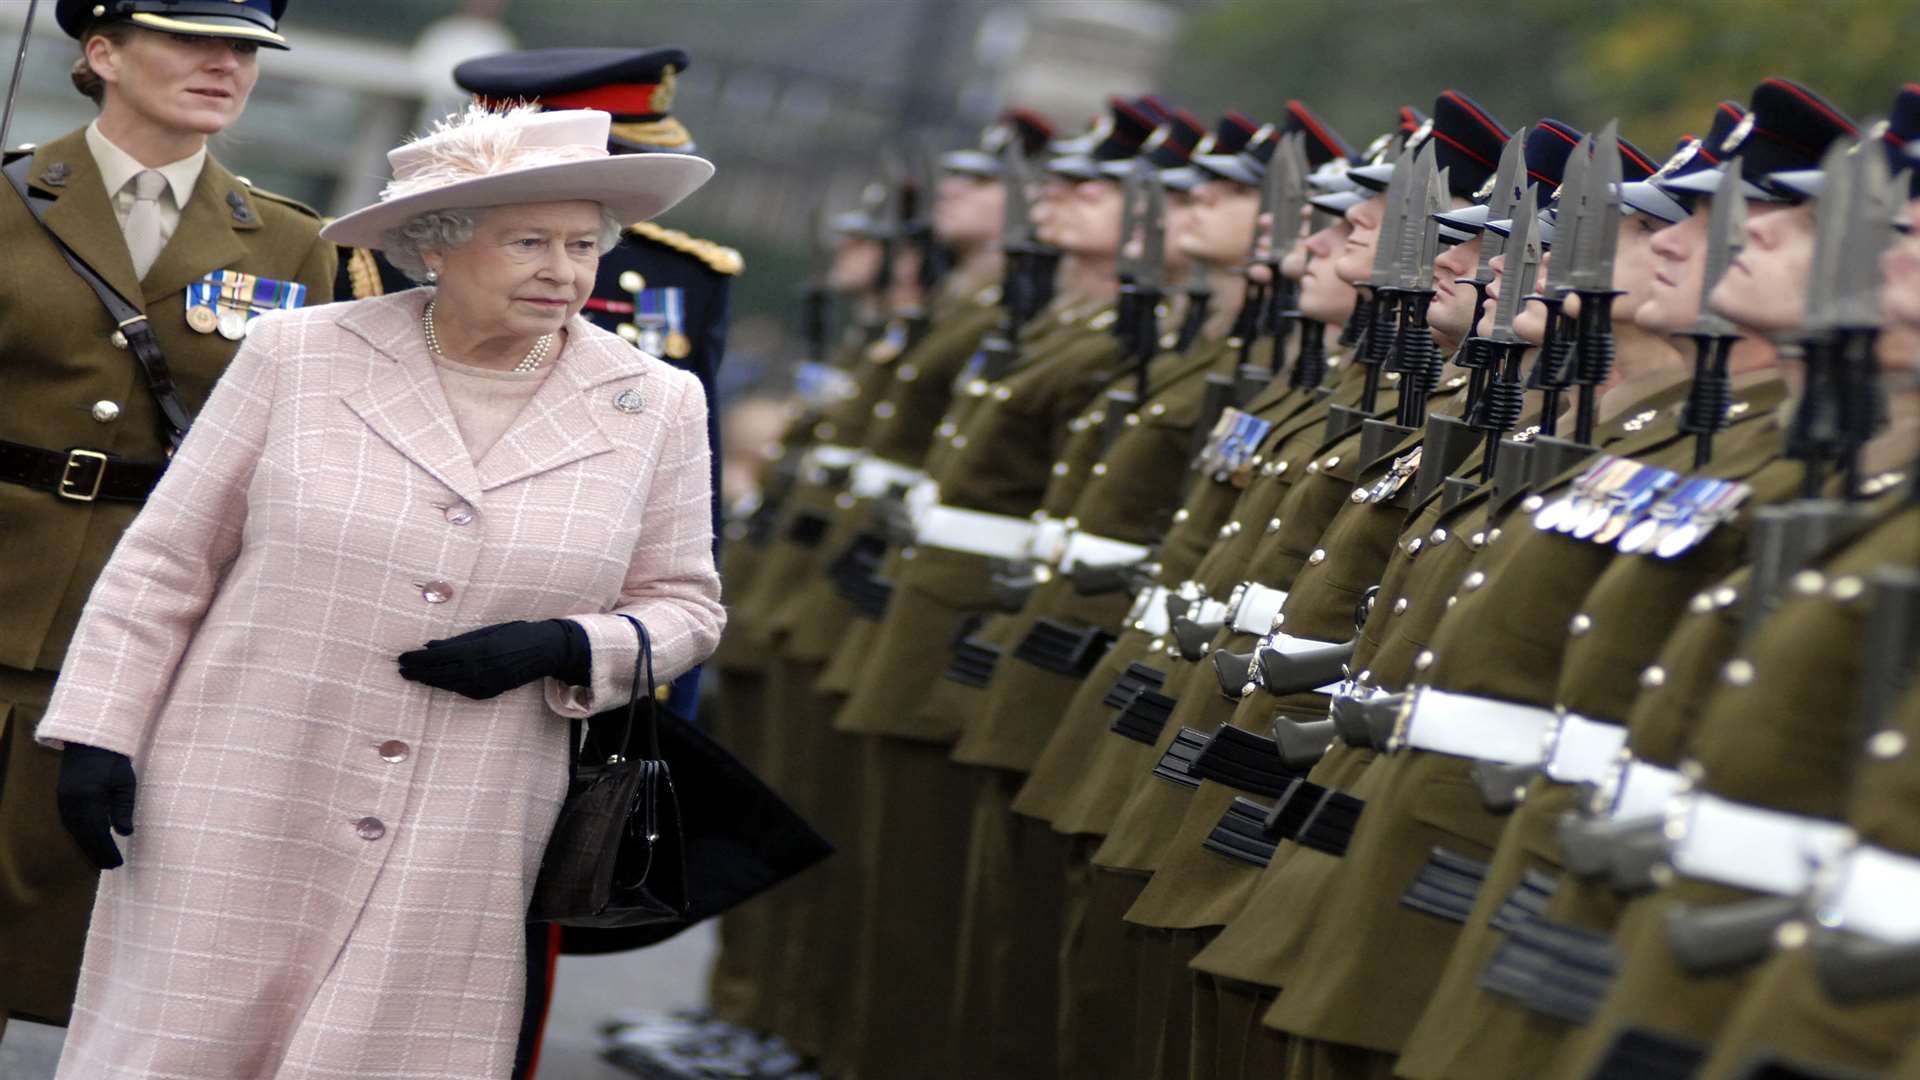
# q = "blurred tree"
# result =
<box><xmin>1168</xmin><ymin>0</ymin><xmax>1913</xmax><ymax>155</ymax></box>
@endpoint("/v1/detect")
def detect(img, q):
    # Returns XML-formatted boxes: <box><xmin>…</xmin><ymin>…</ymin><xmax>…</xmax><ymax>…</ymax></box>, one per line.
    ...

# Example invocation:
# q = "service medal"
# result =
<box><xmin>1655</xmin><ymin>521</ymin><xmax>1702</xmax><ymax>559</ymax></box>
<box><xmin>186</xmin><ymin>304</ymin><xmax>219</xmax><ymax>334</ymax></box>
<box><xmin>1593</xmin><ymin>510</ymin><xmax>1634</xmax><ymax>545</ymax></box>
<box><xmin>1573</xmin><ymin>501</ymin><xmax>1613</xmax><ymax>540</ymax></box>
<box><xmin>1618</xmin><ymin>517</ymin><xmax>1661</xmax><ymax>553</ymax></box>
<box><xmin>665</xmin><ymin>331</ymin><xmax>692</xmax><ymax>359</ymax></box>
<box><xmin>218</xmin><ymin>305</ymin><xmax>249</xmax><ymax>340</ymax></box>
<box><xmin>1534</xmin><ymin>497</ymin><xmax>1574</xmax><ymax>533</ymax></box>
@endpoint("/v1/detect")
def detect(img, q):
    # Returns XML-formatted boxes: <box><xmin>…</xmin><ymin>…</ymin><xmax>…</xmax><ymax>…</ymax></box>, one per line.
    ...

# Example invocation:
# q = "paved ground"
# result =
<box><xmin>0</xmin><ymin>921</ymin><xmax>717</xmax><ymax>1080</ymax></box>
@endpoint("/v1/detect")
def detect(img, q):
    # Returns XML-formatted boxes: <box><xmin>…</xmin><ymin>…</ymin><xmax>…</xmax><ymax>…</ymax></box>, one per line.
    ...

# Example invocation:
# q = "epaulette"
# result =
<box><xmin>627</xmin><ymin>219</ymin><xmax>744</xmax><ymax>276</ymax></box>
<box><xmin>233</xmin><ymin>176</ymin><xmax>323</xmax><ymax>220</ymax></box>
<box><xmin>343</xmin><ymin>246</ymin><xmax>386</xmax><ymax>300</ymax></box>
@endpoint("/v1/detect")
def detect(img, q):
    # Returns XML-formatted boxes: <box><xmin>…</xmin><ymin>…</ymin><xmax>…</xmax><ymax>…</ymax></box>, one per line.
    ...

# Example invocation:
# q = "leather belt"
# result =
<box><xmin>1667</xmin><ymin>793</ymin><xmax>1852</xmax><ymax>897</ymax></box>
<box><xmin>1817</xmin><ymin>844</ymin><xmax>1920</xmax><ymax>944</ymax></box>
<box><xmin>1394</xmin><ymin>688</ymin><xmax>1559</xmax><ymax>763</ymax></box>
<box><xmin>1229</xmin><ymin>581</ymin><xmax>1289</xmax><ymax>635</ymax></box>
<box><xmin>913</xmin><ymin>503</ymin><xmax>1037</xmax><ymax>560</ymax></box>
<box><xmin>0</xmin><ymin>439</ymin><xmax>165</xmax><ymax>503</ymax></box>
<box><xmin>1541</xmin><ymin>714</ymin><xmax>1630</xmax><ymax>784</ymax></box>
<box><xmin>849</xmin><ymin>456</ymin><xmax>924</xmax><ymax>498</ymax></box>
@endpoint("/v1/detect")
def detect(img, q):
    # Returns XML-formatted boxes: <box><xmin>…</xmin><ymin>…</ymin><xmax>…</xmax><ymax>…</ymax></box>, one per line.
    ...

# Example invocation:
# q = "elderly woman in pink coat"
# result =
<box><xmin>34</xmin><ymin>105</ymin><xmax>726</xmax><ymax>1079</ymax></box>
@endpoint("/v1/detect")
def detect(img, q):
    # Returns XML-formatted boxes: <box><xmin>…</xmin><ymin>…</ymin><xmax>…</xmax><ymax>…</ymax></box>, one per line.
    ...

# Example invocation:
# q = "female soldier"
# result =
<box><xmin>0</xmin><ymin>0</ymin><xmax>332</xmax><ymax>1038</ymax></box>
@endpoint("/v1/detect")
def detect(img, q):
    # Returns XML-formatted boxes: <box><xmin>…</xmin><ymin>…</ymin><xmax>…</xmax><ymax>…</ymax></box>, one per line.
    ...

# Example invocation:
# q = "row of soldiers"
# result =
<box><xmin>638</xmin><ymin>73</ymin><xmax>1920</xmax><ymax>1080</ymax></box>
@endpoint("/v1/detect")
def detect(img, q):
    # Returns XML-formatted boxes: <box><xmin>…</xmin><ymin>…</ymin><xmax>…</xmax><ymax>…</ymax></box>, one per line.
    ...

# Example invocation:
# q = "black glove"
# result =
<box><xmin>398</xmin><ymin>618</ymin><xmax>592</xmax><ymax>700</ymax></box>
<box><xmin>56</xmin><ymin>743</ymin><xmax>138</xmax><ymax>870</ymax></box>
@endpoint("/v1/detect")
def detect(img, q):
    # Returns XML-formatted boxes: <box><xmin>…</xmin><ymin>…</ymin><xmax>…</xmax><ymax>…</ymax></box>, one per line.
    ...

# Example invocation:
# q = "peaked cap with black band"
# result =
<box><xmin>1660</xmin><ymin>76</ymin><xmax>1858</xmax><ymax>202</ymax></box>
<box><xmin>456</xmin><ymin>47</ymin><xmax>697</xmax><ymax>154</ymax></box>
<box><xmin>57</xmin><ymin>0</ymin><xmax>289</xmax><ymax>48</ymax></box>
<box><xmin>1050</xmin><ymin>95</ymin><xmax>1160</xmax><ymax>180</ymax></box>
<box><xmin>1482</xmin><ymin>127</ymin><xmax>1660</xmax><ymax>246</ymax></box>
<box><xmin>1349</xmin><ymin>90</ymin><xmax>1509</xmax><ymax>199</ymax></box>
<box><xmin>1168</xmin><ymin>110</ymin><xmax>1263</xmax><ymax>189</ymax></box>
<box><xmin>1620</xmin><ymin>100</ymin><xmax>1746</xmax><ymax>222</ymax></box>
<box><xmin>1308</xmin><ymin>105</ymin><xmax>1424</xmax><ymax>214</ymax></box>
<box><xmin>941</xmin><ymin>108</ymin><xmax>1054</xmax><ymax>178</ymax></box>
<box><xmin>1436</xmin><ymin>118</ymin><xmax>1586</xmax><ymax>240</ymax></box>
<box><xmin>1196</xmin><ymin>100</ymin><xmax>1351</xmax><ymax>187</ymax></box>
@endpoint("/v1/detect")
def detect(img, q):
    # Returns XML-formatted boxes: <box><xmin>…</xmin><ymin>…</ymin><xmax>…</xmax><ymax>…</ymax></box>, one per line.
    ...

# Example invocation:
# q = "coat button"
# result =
<box><xmin>1569</xmin><ymin>613</ymin><xmax>1592</xmax><ymax>636</ymax></box>
<box><xmin>443</xmin><ymin>503</ymin><xmax>475</xmax><ymax>526</ymax></box>
<box><xmin>90</xmin><ymin>400</ymin><xmax>121</xmax><ymax>423</ymax></box>
<box><xmin>378</xmin><ymin>740</ymin><xmax>411</xmax><ymax>763</ymax></box>
<box><xmin>355</xmin><ymin>817</ymin><xmax>386</xmax><ymax>841</ymax></box>
<box><xmin>1307</xmin><ymin>548</ymin><xmax>1326</xmax><ymax>565</ymax></box>
<box><xmin>418</xmin><ymin>581</ymin><xmax>454</xmax><ymax>604</ymax></box>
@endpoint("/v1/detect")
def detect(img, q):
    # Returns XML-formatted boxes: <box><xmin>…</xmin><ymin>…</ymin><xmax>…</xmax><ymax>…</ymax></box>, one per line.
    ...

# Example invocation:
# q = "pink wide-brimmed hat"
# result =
<box><xmin>320</xmin><ymin>106</ymin><xmax>714</xmax><ymax>250</ymax></box>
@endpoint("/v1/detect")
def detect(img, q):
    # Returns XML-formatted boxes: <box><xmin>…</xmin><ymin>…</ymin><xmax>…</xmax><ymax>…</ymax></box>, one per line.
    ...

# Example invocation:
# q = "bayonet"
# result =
<box><xmin>1260</xmin><ymin>133</ymin><xmax>1311</xmax><ymax>370</ymax></box>
<box><xmin>1829</xmin><ymin>143</ymin><xmax>1896</xmax><ymax>496</ymax></box>
<box><xmin>977</xmin><ymin>140</ymin><xmax>1046</xmax><ymax>381</ymax></box>
<box><xmin>1526</xmin><ymin>134</ymin><xmax>1589</xmax><ymax>436</ymax></box>
<box><xmin>1569</xmin><ymin>121</ymin><xmax>1625</xmax><ymax>444</ymax></box>
<box><xmin>1476</xmin><ymin>188</ymin><xmax>1540</xmax><ymax>482</ymax></box>
<box><xmin>1458</xmin><ymin>127</ymin><xmax>1529</xmax><ymax>410</ymax></box>
<box><xmin>1487</xmin><ymin>191</ymin><xmax>1538</xmax><ymax>344</ymax></box>
<box><xmin>1132</xmin><ymin>170</ymin><xmax>1169</xmax><ymax>400</ymax></box>
<box><xmin>1389</xmin><ymin>150</ymin><xmax>1452</xmax><ymax>428</ymax></box>
<box><xmin>1678</xmin><ymin>155</ymin><xmax>1751</xmax><ymax>466</ymax></box>
<box><xmin>1357</xmin><ymin>146</ymin><xmax>1413</xmax><ymax>409</ymax></box>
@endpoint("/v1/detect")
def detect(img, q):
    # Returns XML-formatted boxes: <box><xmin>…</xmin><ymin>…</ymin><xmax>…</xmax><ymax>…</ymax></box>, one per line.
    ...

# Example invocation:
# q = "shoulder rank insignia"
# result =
<box><xmin>627</xmin><ymin>220</ymin><xmax>744</xmax><ymax>275</ymax></box>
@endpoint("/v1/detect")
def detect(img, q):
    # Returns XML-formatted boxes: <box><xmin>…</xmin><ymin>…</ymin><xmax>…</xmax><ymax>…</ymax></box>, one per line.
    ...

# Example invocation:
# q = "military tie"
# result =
<box><xmin>125</xmin><ymin>169</ymin><xmax>168</xmax><ymax>280</ymax></box>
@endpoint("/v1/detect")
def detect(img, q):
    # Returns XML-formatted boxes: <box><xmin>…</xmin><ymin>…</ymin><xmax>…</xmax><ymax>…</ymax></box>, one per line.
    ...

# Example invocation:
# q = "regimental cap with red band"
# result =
<box><xmin>1169</xmin><ymin>111</ymin><xmax>1263</xmax><ymax>190</ymax></box>
<box><xmin>455</xmin><ymin>47</ymin><xmax>697</xmax><ymax>155</ymax></box>
<box><xmin>940</xmin><ymin>109</ymin><xmax>1054</xmax><ymax>178</ymax></box>
<box><xmin>1770</xmin><ymin>83</ymin><xmax>1920</xmax><ymax>202</ymax></box>
<box><xmin>1659</xmin><ymin>76</ymin><xmax>1857</xmax><ymax>203</ymax></box>
<box><xmin>1435</xmin><ymin>119</ymin><xmax>1586</xmax><ymax>241</ymax></box>
<box><xmin>1307</xmin><ymin>105</ymin><xmax>1425</xmax><ymax>215</ymax></box>
<box><xmin>1481</xmin><ymin>126</ymin><xmax>1659</xmax><ymax>246</ymax></box>
<box><xmin>57</xmin><ymin>0</ymin><xmax>289</xmax><ymax>49</ymax></box>
<box><xmin>1619</xmin><ymin>101</ymin><xmax>1746</xmax><ymax>223</ymax></box>
<box><xmin>1049</xmin><ymin>95</ymin><xmax>1161</xmax><ymax>181</ymax></box>
<box><xmin>1348</xmin><ymin>90</ymin><xmax>1509</xmax><ymax>200</ymax></box>
<box><xmin>1195</xmin><ymin>101</ymin><xmax>1351</xmax><ymax>188</ymax></box>
<box><xmin>1101</xmin><ymin>107</ymin><xmax>1206</xmax><ymax>187</ymax></box>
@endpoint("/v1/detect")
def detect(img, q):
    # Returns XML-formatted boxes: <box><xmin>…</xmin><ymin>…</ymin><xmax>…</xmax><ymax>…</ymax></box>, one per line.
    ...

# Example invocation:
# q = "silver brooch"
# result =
<box><xmin>613</xmin><ymin>388</ymin><xmax>645</xmax><ymax>414</ymax></box>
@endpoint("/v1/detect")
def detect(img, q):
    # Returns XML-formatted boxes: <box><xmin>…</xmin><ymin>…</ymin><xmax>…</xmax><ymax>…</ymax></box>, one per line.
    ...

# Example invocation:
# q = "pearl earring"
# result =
<box><xmin>426</xmin><ymin>268</ymin><xmax>439</xmax><ymax>283</ymax></box>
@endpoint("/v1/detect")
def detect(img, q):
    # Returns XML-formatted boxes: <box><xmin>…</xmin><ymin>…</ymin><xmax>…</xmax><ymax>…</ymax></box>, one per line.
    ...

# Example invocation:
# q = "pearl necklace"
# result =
<box><xmin>423</xmin><ymin>300</ymin><xmax>554</xmax><ymax>374</ymax></box>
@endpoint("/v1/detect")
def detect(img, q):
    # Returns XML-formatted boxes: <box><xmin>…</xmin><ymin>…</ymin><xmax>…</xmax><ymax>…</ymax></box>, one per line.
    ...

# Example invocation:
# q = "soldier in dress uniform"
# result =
<box><xmin>0</xmin><ymin>0</ymin><xmax>331</xmax><ymax>1040</ymax></box>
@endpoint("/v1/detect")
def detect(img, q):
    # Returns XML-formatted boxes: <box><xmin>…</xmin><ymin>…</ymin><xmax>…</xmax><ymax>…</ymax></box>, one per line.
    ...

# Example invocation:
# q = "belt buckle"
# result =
<box><xmin>59</xmin><ymin>448</ymin><xmax>109</xmax><ymax>502</ymax></box>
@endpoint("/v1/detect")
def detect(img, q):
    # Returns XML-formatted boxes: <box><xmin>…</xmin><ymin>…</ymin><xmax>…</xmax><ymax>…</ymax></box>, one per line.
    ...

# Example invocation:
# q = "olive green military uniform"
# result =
<box><xmin>0</xmin><ymin>130</ymin><xmax>334</xmax><ymax>1025</ymax></box>
<box><xmin>1552</xmin><ymin>497</ymin><xmax>1920</xmax><ymax>1077</ymax></box>
<box><xmin>941</xmin><ymin>327</ymin><xmax>1245</xmax><ymax>1079</ymax></box>
<box><xmin>1695</xmin><ymin>674</ymin><xmax>1920</xmax><ymax>1079</ymax></box>
<box><xmin>758</xmin><ymin>283</ymin><xmax>1004</xmax><ymax>1064</ymax></box>
<box><xmin>1255</xmin><ymin>381</ymin><xmax>1786</xmax><ymax>1071</ymax></box>
<box><xmin>827</xmin><ymin>298</ymin><xmax>1127</xmax><ymax>1080</ymax></box>
<box><xmin>1394</xmin><ymin>419</ymin><xmax>1862</xmax><ymax>1080</ymax></box>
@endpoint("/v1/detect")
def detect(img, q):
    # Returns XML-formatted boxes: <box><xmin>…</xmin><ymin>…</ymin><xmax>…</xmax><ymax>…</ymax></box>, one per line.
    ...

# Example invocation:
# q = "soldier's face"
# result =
<box><xmin>1427</xmin><ymin>233</ymin><xmax>1484</xmax><ymax>341</ymax></box>
<box><xmin>1634</xmin><ymin>208</ymin><xmax>1709</xmax><ymax>333</ymax></box>
<box><xmin>1059</xmin><ymin>179</ymin><xmax>1123</xmax><ymax>256</ymax></box>
<box><xmin>1335</xmin><ymin>195</ymin><xmax>1385</xmax><ymax>285</ymax></box>
<box><xmin>1032</xmin><ymin>180</ymin><xmax>1070</xmax><ymax>246</ymax></box>
<box><xmin>826</xmin><ymin>237</ymin><xmax>884</xmax><ymax>291</ymax></box>
<box><xmin>1162</xmin><ymin>190</ymin><xmax>1196</xmax><ymax>272</ymax></box>
<box><xmin>1606</xmin><ymin>212</ymin><xmax>1667</xmax><ymax>325</ymax></box>
<box><xmin>1711</xmin><ymin>202</ymin><xmax>1812</xmax><ymax>334</ymax></box>
<box><xmin>1179</xmin><ymin>180</ymin><xmax>1259</xmax><ymax>267</ymax></box>
<box><xmin>1279</xmin><ymin>207</ymin><xmax>1314</xmax><ymax>281</ymax></box>
<box><xmin>89</xmin><ymin>29</ymin><xmax>260</xmax><ymax>137</ymax></box>
<box><xmin>933</xmin><ymin>174</ymin><xmax>1003</xmax><ymax>250</ymax></box>
<box><xmin>1878</xmin><ymin>198</ymin><xmax>1920</xmax><ymax>329</ymax></box>
<box><xmin>1300</xmin><ymin>219</ymin><xmax>1357</xmax><ymax>325</ymax></box>
<box><xmin>430</xmin><ymin>200</ymin><xmax>604</xmax><ymax>339</ymax></box>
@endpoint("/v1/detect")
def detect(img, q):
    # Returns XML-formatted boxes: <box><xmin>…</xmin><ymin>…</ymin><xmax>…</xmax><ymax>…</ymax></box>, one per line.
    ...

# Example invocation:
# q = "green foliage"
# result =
<box><xmin>1168</xmin><ymin>0</ymin><xmax>1915</xmax><ymax>158</ymax></box>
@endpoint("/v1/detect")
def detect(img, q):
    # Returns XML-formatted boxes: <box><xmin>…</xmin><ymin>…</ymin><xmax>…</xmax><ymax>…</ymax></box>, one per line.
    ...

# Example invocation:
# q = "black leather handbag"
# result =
<box><xmin>529</xmin><ymin>616</ymin><xmax>690</xmax><ymax>928</ymax></box>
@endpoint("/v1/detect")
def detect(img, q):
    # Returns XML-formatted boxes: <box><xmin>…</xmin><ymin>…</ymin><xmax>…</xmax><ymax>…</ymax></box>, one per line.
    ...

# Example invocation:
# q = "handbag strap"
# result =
<box><xmin>3</xmin><ymin>155</ymin><xmax>195</xmax><ymax>450</ymax></box>
<box><xmin>612</xmin><ymin>614</ymin><xmax>660</xmax><ymax>762</ymax></box>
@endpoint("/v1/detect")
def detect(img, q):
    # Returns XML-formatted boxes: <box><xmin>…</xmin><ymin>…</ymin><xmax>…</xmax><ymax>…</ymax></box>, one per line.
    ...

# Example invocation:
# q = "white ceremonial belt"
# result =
<box><xmin>1129</xmin><ymin>585</ymin><xmax>1171</xmax><ymax>634</ymax></box>
<box><xmin>1030</xmin><ymin>516</ymin><xmax>1072</xmax><ymax>564</ymax></box>
<box><xmin>1668</xmin><ymin>793</ymin><xmax>1852</xmax><ymax>897</ymax></box>
<box><xmin>1229</xmin><ymin>582</ymin><xmax>1289</xmax><ymax>635</ymax></box>
<box><xmin>1060</xmin><ymin>531</ymin><xmax>1151</xmax><ymax>572</ymax></box>
<box><xmin>849</xmin><ymin>457</ymin><xmax>924</xmax><ymax>499</ymax></box>
<box><xmin>1818</xmin><ymin>844</ymin><xmax>1920</xmax><ymax>944</ymax></box>
<box><xmin>914</xmin><ymin>504</ymin><xmax>1037</xmax><ymax>560</ymax></box>
<box><xmin>1399</xmin><ymin>688</ymin><xmax>1559</xmax><ymax>764</ymax></box>
<box><xmin>1191</xmin><ymin>598</ymin><xmax>1231</xmax><ymax>625</ymax></box>
<box><xmin>802</xmin><ymin>444</ymin><xmax>863</xmax><ymax>484</ymax></box>
<box><xmin>1542</xmin><ymin>714</ymin><xmax>1630</xmax><ymax>784</ymax></box>
<box><xmin>904</xmin><ymin>477</ymin><xmax>940</xmax><ymax>519</ymax></box>
<box><xmin>1605</xmin><ymin>759</ymin><xmax>1686</xmax><ymax>822</ymax></box>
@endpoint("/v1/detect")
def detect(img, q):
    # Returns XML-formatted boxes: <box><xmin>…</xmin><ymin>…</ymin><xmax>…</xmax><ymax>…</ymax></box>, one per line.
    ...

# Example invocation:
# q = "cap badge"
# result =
<box><xmin>1721</xmin><ymin>112</ymin><xmax>1755</xmax><ymax>155</ymax></box>
<box><xmin>1472</xmin><ymin>171</ymin><xmax>1498</xmax><ymax>200</ymax></box>
<box><xmin>1141</xmin><ymin>127</ymin><xmax>1170</xmax><ymax>153</ymax></box>
<box><xmin>1407</xmin><ymin>117</ymin><xmax>1435</xmax><ymax>149</ymax></box>
<box><xmin>613</xmin><ymin>388</ymin><xmax>646</xmax><ymax>414</ymax></box>
<box><xmin>1651</xmin><ymin>139</ymin><xmax>1701</xmax><ymax>182</ymax></box>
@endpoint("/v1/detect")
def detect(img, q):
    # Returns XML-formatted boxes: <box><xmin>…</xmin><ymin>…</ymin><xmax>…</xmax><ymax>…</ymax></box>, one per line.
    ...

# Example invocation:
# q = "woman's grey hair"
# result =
<box><xmin>383</xmin><ymin>205</ymin><xmax>626</xmax><ymax>283</ymax></box>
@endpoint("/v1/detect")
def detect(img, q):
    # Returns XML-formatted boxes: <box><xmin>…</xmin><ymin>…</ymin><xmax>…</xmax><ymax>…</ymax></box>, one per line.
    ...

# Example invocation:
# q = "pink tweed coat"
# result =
<box><xmin>34</xmin><ymin>288</ymin><xmax>725</xmax><ymax>1079</ymax></box>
